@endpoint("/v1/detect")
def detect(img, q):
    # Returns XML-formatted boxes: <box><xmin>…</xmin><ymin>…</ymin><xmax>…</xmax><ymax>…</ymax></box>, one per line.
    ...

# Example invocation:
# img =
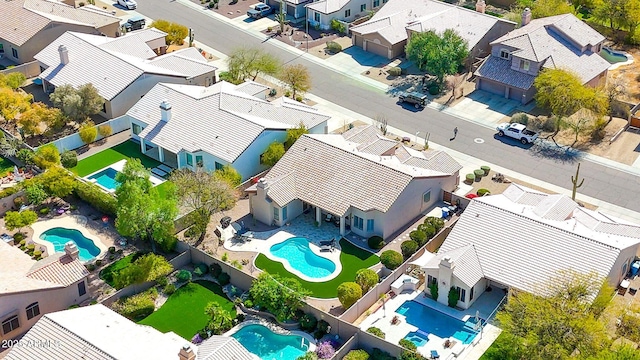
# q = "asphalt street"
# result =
<box><xmin>135</xmin><ymin>0</ymin><xmax>640</xmax><ymax>211</ymax></box>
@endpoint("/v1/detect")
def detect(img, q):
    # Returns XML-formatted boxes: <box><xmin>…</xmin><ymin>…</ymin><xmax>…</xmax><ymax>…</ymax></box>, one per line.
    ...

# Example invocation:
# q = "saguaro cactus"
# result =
<box><xmin>571</xmin><ymin>163</ymin><xmax>584</xmax><ymax>201</ymax></box>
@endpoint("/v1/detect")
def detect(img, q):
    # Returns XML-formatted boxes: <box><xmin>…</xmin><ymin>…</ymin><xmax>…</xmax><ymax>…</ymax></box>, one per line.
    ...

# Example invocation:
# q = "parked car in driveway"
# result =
<box><xmin>496</xmin><ymin>123</ymin><xmax>539</xmax><ymax>144</ymax></box>
<box><xmin>397</xmin><ymin>91</ymin><xmax>428</xmax><ymax>108</ymax></box>
<box><xmin>117</xmin><ymin>0</ymin><xmax>137</xmax><ymax>10</ymax></box>
<box><xmin>247</xmin><ymin>3</ymin><xmax>273</xmax><ymax>19</ymax></box>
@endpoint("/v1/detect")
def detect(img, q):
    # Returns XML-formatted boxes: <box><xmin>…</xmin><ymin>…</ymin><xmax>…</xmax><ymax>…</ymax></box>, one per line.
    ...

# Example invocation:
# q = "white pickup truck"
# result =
<box><xmin>496</xmin><ymin>123</ymin><xmax>539</xmax><ymax>144</ymax></box>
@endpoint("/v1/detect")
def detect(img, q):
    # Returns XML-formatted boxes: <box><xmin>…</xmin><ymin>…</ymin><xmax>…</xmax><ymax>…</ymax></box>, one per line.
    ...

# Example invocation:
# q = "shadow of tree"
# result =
<box><xmin>528</xmin><ymin>141</ymin><xmax>584</xmax><ymax>164</ymax></box>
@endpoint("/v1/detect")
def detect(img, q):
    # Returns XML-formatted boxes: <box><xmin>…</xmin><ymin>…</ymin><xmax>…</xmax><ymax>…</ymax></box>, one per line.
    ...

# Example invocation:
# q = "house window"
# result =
<box><xmin>427</xmin><ymin>275</ymin><xmax>437</xmax><ymax>285</ymax></box>
<box><xmin>499</xmin><ymin>49</ymin><xmax>510</xmax><ymax>59</ymax></box>
<box><xmin>2</xmin><ymin>315</ymin><xmax>19</xmax><ymax>335</ymax></box>
<box><xmin>520</xmin><ymin>59</ymin><xmax>530</xmax><ymax>71</ymax></box>
<box><xmin>101</xmin><ymin>102</ymin><xmax>106</xmax><ymax>113</ymax></box>
<box><xmin>26</xmin><ymin>302</ymin><xmax>40</xmax><ymax>320</ymax></box>
<box><xmin>459</xmin><ymin>288</ymin><xmax>466</xmax><ymax>303</ymax></box>
<box><xmin>215</xmin><ymin>162</ymin><xmax>224</xmax><ymax>170</ymax></box>
<box><xmin>0</xmin><ymin>44</ymin><xmax>4</xmax><ymax>53</ymax></box>
<box><xmin>383</xmin><ymin>0</ymin><xmax>388</xmax><ymax>3</ymax></box>
<box><xmin>360</xmin><ymin>4</ymin><xmax>366</xmax><ymax>11</ymax></box>
<box><xmin>78</xmin><ymin>281</ymin><xmax>86</xmax><ymax>296</ymax></box>
<box><xmin>345</xmin><ymin>9</ymin><xmax>351</xmax><ymax>17</ymax></box>
<box><xmin>470</xmin><ymin>286</ymin><xmax>474</xmax><ymax>301</ymax></box>
<box><xmin>186</xmin><ymin>154</ymin><xmax>193</xmax><ymax>166</ymax></box>
<box><xmin>282</xmin><ymin>206</ymin><xmax>288</xmax><ymax>220</ymax></box>
<box><xmin>373</xmin><ymin>0</ymin><xmax>379</xmax><ymax>7</ymax></box>
<box><xmin>196</xmin><ymin>155</ymin><xmax>203</xmax><ymax>168</ymax></box>
<box><xmin>132</xmin><ymin>123</ymin><xmax>142</xmax><ymax>135</ymax></box>
<box><xmin>314</xmin><ymin>12</ymin><xmax>320</xmax><ymax>22</ymax></box>
<box><xmin>423</xmin><ymin>190</ymin><xmax>431</xmax><ymax>203</ymax></box>
<box><xmin>11</xmin><ymin>48</ymin><xmax>18</xmax><ymax>59</ymax></box>
<box><xmin>273</xmin><ymin>207</ymin><xmax>279</xmax><ymax>221</ymax></box>
<box><xmin>366</xmin><ymin>219</ymin><xmax>374</xmax><ymax>231</ymax></box>
<box><xmin>354</xmin><ymin>216</ymin><xmax>363</xmax><ymax>230</ymax></box>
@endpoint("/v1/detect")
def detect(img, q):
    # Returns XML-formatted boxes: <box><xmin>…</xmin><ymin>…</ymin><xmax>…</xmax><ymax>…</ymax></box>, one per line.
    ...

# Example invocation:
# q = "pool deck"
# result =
<box><xmin>83</xmin><ymin>159</ymin><xmax>165</xmax><ymax>193</ymax></box>
<box><xmin>358</xmin><ymin>290</ymin><xmax>501</xmax><ymax>360</ymax></box>
<box><xmin>30</xmin><ymin>215</ymin><xmax>111</xmax><ymax>262</ymax></box>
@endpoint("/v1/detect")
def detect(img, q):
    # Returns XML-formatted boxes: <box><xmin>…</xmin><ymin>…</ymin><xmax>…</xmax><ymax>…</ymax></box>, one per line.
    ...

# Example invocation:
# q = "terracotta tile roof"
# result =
<box><xmin>0</xmin><ymin>241</ymin><xmax>60</xmax><ymax>295</ymax></box>
<box><xmin>26</xmin><ymin>253</ymin><xmax>89</xmax><ymax>287</ymax></box>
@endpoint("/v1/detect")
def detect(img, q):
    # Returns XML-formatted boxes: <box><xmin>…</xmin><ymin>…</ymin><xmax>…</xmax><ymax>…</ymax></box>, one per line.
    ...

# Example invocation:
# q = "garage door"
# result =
<box><xmin>354</xmin><ymin>35</ymin><xmax>363</xmax><ymax>48</ymax></box>
<box><xmin>365</xmin><ymin>40</ymin><xmax>389</xmax><ymax>58</ymax></box>
<box><xmin>478</xmin><ymin>79</ymin><xmax>505</xmax><ymax>97</ymax></box>
<box><xmin>509</xmin><ymin>88</ymin><xmax>524</xmax><ymax>102</ymax></box>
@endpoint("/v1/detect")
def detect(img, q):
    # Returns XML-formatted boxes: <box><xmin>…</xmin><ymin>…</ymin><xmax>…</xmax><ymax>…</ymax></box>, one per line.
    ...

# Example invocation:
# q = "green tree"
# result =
<box><xmin>530</xmin><ymin>0</ymin><xmax>575</xmax><ymax>18</ymax></box>
<box><xmin>24</xmin><ymin>182</ymin><xmax>48</xmax><ymax>206</ymax></box>
<box><xmin>284</xmin><ymin>122</ymin><xmax>308</xmax><ymax>150</ymax></box>
<box><xmin>278</xmin><ymin>64</ymin><xmax>311</xmax><ymax>99</ymax></box>
<box><xmin>170</xmin><ymin>168</ymin><xmax>237</xmax><ymax>246</ymax></box>
<box><xmin>586</xmin><ymin>344</ymin><xmax>640</xmax><ymax>360</ymax></box>
<box><xmin>401</xmin><ymin>240</ymin><xmax>418</xmax><ymax>258</ymax></box>
<box><xmin>18</xmin><ymin>103</ymin><xmax>64</xmax><ymax>137</ymax></box>
<box><xmin>116</xmin><ymin>159</ymin><xmax>178</xmax><ymax>253</ymax></box>
<box><xmin>593</xmin><ymin>0</ymin><xmax>633</xmax><ymax>31</ymax></box>
<box><xmin>60</xmin><ymin>150</ymin><xmax>78</xmax><ymax>168</ymax></box>
<box><xmin>113</xmin><ymin>253</ymin><xmax>173</xmax><ymax>289</ymax></box>
<box><xmin>205</xmin><ymin>302</ymin><xmax>234</xmax><ymax>335</ymax></box>
<box><xmin>33</xmin><ymin>144</ymin><xmax>60</xmax><ymax>169</ymax></box>
<box><xmin>380</xmin><ymin>250</ymin><xmax>403</xmax><ymax>270</ymax></box>
<box><xmin>149</xmin><ymin>20</ymin><xmax>189</xmax><ymax>45</ymax></box>
<box><xmin>4</xmin><ymin>210</ymin><xmax>38</xmax><ymax>233</ymax></box>
<box><xmin>249</xmin><ymin>273</ymin><xmax>310</xmax><ymax>322</ymax></box>
<box><xmin>40</xmin><ymin>167</ymin><xmax>76</xmax><ymax>198</ymax></box>
<box><xmin>0</xmin><ymin>73</ymin><xmax>26</xmax><ymax>90</ymax></box>
<box><xmin>406</xmin><ymin>29</ymin><xmax>469</xmax><ymax>88</ymax></box>
<box><xmin>337</xmin><ymin>282</ymin><xmax>362</xmax><ymax>309</ymax></box>
<box><xmin>354</xmin><ymin>268</ymin><xmax>378</xmax><ymax>293</ymax></box>
<box><xmin>261</xmin><ymin>142</ymin><xmax>285</xmax><ymax>167</ymax></box>
<box><xmin>213</xmin><ymin>164</ymin><xmax>242</xmax><ymax>187</ymax></box>
<box><xmin>50</xmin><ymin>83</ymin><xmax>102</xmax><ymax>122</ymax></box>
<box><xmin>79</xmin><ymin>120</ymin><xmax>98</xmax><ymax>145</ymax></box>
<box><xmin>226</xmin><ymin>47</ymin><xmax>281</xmax><ymax>82</ymax></box>
<box><xmin>76</xmin><ymin>83</ymin><xmax>103</xmax><ymax>120</ymax></box>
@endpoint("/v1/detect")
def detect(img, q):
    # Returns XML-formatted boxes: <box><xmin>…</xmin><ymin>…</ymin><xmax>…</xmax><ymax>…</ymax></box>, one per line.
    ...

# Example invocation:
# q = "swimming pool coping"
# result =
<box><xmin>83</xmin><ymin>159</ymin><xmax>165</xmax><ymax>193</ymax></box>
<box><xmin>601</xmin><ymin>47</ymin><xmax>634</xmax><ymax>70</ymax></box>
<box><xmin>30</xmin><ymin>215</ymin><xmax>109</xmax><ymax>263</ymax></box>
<box><xmin>225</xmin><ymin>320</ymin><xmax>317</xmax><ymax>354</ymax></box>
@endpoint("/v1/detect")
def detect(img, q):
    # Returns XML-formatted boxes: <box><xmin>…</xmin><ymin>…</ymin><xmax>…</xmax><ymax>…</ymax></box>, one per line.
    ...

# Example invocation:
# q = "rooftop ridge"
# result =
<box><xmin>42</xmin><ymin>315</ymin><xmax>115</xmax><ymax>359</ymax></box>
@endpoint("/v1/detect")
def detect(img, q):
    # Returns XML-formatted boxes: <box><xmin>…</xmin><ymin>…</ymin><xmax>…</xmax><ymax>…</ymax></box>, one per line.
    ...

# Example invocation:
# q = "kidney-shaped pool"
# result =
<box><xmin>40</xmin><ymin>227</ymin><xmax>100</xmax><ymax>262</ymax></box>
<box><xmin>231</xmin><ymin>323</ymin><xmax>313</xmax><ymax>360</ymax></box>
<box><xmin>269</xmin><ymin>237</ymin><xmax>336</xmax><ymax>279</ymax></box>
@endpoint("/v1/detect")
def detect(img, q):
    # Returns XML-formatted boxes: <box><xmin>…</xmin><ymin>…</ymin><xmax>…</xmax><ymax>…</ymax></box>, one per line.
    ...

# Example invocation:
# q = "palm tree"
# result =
<box><xmin>205</xmin><ymin>302</ymin><xmax>233</xmax><ymax>335</ymax></box>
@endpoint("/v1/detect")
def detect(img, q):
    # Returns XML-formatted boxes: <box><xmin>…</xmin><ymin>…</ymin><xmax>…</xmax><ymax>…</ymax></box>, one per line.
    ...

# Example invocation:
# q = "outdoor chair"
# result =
<box><xmin>430</xmin><ymin>350</ymin><xmax>440</xmax><ymax>359</ymax></box>
<box><xmin>325</xmin><ymin>214</ymin><xmax>333</xmax><ymax>222</ymax></box>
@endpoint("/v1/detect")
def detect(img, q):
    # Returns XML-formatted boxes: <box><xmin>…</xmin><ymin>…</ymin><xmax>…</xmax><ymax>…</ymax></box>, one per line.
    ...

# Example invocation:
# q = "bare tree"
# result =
<box><xmin>373</xmin><ymin>114</ymin><xmax>389</xmax><ymax>135</ymax></box>
<box><xmin>447</xmin><ymin>74</ymin><xmax>466</xmax><ymax>102</ymax></box>
<box><xmin>603</xmin><ymin>78</ymin><xmax>627</xmax><ymax>124</ymax></box>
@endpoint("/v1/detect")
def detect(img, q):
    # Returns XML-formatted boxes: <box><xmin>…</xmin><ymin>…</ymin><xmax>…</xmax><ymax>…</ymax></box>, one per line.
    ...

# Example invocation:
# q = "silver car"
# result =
<box><xmin>117</xmin><ymin>0</ymin><xmax>137</xmax><ymax>10</ymax></box>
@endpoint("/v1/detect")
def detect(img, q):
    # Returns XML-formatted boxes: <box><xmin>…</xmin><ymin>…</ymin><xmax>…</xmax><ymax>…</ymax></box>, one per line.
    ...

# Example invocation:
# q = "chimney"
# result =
<box><xmin>257</xmin><ymin>178</ymin><xmax>268</xmax><ymax>189</ymax></box>
<box><xmin>521</xmin><ymin>8</ymin><xmax>532</xmax><ymax>26</ymax></box>
<box><xmin>178</xmin><ymin>344</ymin><xmax>196</xmax><ymax>360</ymax></box>
<box><xmin>475</xmin><ymin>0</ymin><xmax>486</xmax><ymax>13</ymax></box>
<box><xmin>64</xmin><ymin>242</ymin><xmax>79</xmax><ymax>259</ymax></box>
<box><xmin>58</xmin><ymin>45</ymin><xmax>69</xmax><ymax>65</ymax></box>
<box><xmin>160</xmin><ymin>99</ymin><xmax>172</xmax><ymax>122</ymax></box>
<box><xmin>439</xmin><ymin>256</ymin><xmax>455</xmax><ymax>270</ymax></box>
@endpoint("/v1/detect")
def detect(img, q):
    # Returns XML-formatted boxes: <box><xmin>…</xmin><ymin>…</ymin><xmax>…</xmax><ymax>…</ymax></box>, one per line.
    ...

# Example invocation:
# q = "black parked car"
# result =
<box><xmin>124</xmin><ymin>16</ymin><xmax>146</xmax><ymax>32</ymax></box>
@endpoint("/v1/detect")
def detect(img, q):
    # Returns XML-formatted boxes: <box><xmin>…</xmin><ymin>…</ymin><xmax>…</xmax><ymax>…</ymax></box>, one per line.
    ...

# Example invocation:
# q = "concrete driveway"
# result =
<box><xmin>443</xmin><ymin>90</ymin><xmax>535</xmax><ymax>127</ymax></box>
<box><xmin>324</xmin><ymin>46</ymin><xmax>388</xmax><ymax>76</ymax></box>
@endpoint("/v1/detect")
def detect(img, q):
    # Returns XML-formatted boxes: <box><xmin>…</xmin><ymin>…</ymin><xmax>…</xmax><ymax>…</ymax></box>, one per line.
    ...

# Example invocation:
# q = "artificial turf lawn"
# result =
<box><xmin>0</xmin><ymin>156</ymin><xmax>16</xmax><ymax>177</ymax></box>
<box><xmin>255</xmin><ymin>238</ymin><xmax>379</xmax><ymax>298</ymax></box>
<box><xmin>138</xmin><ymin>280</ymin><xmax>236</xmax><ymax>339</ymax></box>
<box><xmin>71</xmin><ymin>141</ymin><xmax>161</xmax><ymax>177</ymax></box>
<box><xmin>99</xmin><ymin>253</ymin><xmax>139</xmax><ymax>288</ymax></box>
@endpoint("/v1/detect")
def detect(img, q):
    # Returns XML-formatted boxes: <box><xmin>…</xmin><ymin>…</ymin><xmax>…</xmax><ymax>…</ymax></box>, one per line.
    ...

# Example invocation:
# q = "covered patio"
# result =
<box><xmin>138</xmin><ymin>139</ymin><xmax>179</xmax><ymax>169</ymax></box>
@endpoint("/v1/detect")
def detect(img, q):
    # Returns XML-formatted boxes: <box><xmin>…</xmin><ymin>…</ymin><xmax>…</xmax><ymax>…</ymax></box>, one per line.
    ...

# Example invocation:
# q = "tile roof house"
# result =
<box><xmin>418</xmin><ymin>184</ymin><xmax>640</xmax><ymax>309</ymax></box>
<box><xmin>264</xmin><ymin>0</ymin><xmax>313</xmax><ymax>20</ymax></box>
<box><xmin>125</xmin><ymin>81</ymin><xmax>330</xmax><ymax>181</ymax></box>
<box><xmin>4</xmin><ymin>304</ymin><xmax>254</xmax><ymax>360</ymax></box>
<box><xmin>248</xmin><ymin>125</ymin><xmax>461</xmax><ymax>238</ymax></box>
<box><xmin>0</xmin><ymin>0</ymin><xmax>120</xmax><ymax>64</ymax></box>
<box><xmin>350</xmin><ymin>0</ymin><xmax>515</xmax><ymax>59</ymax></box>
<box><xmin>0</xmin><ymin>241</ymin><xmax>89</xmax><ymax>341</ymax></box>
<box><xmin>305</xmin><ymin>0</ymin><xmax>385</xmax><ymax>31</ymax></box>
<box><xmin>475</xmin><ymin>11</ymin><xmax>610</xmax><ymax>104</ymax></box>
<box><xmin>34</xmin><ymin>30</ymin><xmax>217</xmax><ymax>119</ymax></box>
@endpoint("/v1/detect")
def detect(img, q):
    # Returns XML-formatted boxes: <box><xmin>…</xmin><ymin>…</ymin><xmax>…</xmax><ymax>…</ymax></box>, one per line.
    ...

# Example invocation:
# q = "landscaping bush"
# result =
<box><xmin>39</xmin><ymin>208</ymin><xmax>49</xmax><ymax>215</ymax></box>
<box><xmin>300</xmin><ymin>313</ymin><xmax>318</xmax><ymax>332</ymax></box>
<box><xmin>465</xmin><ymin>173</ymin><xmax>475</xmax><ymax>183</ymax></box>
<box><xmin>326</xmin><ymin>41</ymin><xmax>342</xmax><ymax>53</ymax></box>
<box><xmin>388</xmin><ymin>67</ymin><xmax>402</xmax><ymax>76</ymax></box>
<box><xmin>474</xmin><ymin>169</ymin><xmax>485</xmax><ymax>178</ymax></box>
<box><xmin>194</xmin><ymin>263</ymin><xmax>208</xmax><ymax>277</ymax></box>
<box><xmin>330</xmin><ymin>18</ymin><xmax>346</xmax><ymax>33</ymax></box>
<box><xmin>399</xmin><ymin>339</ymin><xmax>417</xmax><ymax>351</ymax></box>
<box><xmin>243</xmin><ymin>299</ymin><xmax>253</xmax><ymax>308</ymax></box>
<box><xmin>477</xmin><ymin>188</ymin><xmax>491</xmax><ymax>196</ymax></box>
<box><xmin>367</xmin><ymin>236</ymin><xmax>384</xmax><ymax>250</ymax></box>
<box><xmin>60</xmin><ymin>150</ymin><xmax>78</xmax><ymax>168</ymax></box>
<box><xmin>400</xmin><ymin>350</ymin><xmax>427</xmax><ymax>360</ymax></box>
<box><xmin>156</xmin><ymin>276</ymin><xmax>168</xmax><ymax>287</ymax></box>
<box><xmin>480</xmin><ymin>165</ymin><xmax>490</xmax><ymax>175</ymax></box>
<box><xmin>95</xmin><ymin>259</ymin><xmax>103</xmax><ymax>266</ymax></box>
<box><xmin>0</xmin><ymin>186</ymin><xmax>19</xmax><ymax>200</ymax></box>
<box><xmin>86</xmin><ymin>263</ymin><xmax>96</xmax><ymax>272</ymax></box>
<box><xmin>448</xmin><ymin>287</ymin><xmax>459</xmax><ymax>307</ymax></box>
<box><xmin>429</xmin><ymin>282</ymin><xmax>438</xmax><ymax>300</ymax></box>
<box><xmin>427</xmin><ymin>84</ymin><xmax>440</xmax><ymax>95</ymax></box>
<box><xmin>401</xmin><ymin>240</ymin><xmax>418</xmax><ymax>258</ymax></box>
<box><xmin>210</xmin><ymin>263</ymin><xmax>222</xmax><ymax>278</ymax></box>
<box><xmin>424</xmin><ymin>217</ymin><xmax>444</xmax><ymax>232</ymax></box>
<box><xmin>26</xmin><ymin>244</ymin><xmax>35</xmax><ymax>251</ymax></box>
<box><xmin>74</xmin><ymin>180</ymin><xmax>117</xmax><ymax>216</ymax></box>
<box><xmin>184</xmin><ymin>226</ymin><xmax>199</xmax><ymax>238</ymax></box>
<box><xmin>112</xmin><ymin>287</ymin><xmax>158</xmax><ymax>320</ymax></box>
<box><xmin>337</xmin><ymin>282</ymin><xmax>362</xmax><ymax>309</ymax></box>
<box><xmin>344</xmin><ymin>350</ymin><xmax>370</xmax><ymax>360</ymax></box>
<box><xmin>367</xmin><ymin>326</ymin><xmax>385</xmax><ymax>339</ymax></box>
<box><xmin>409</xmin><ymin>230</ymin><xmax>426</xmax><ymax>246</ymax></box>
<box><xmin>217</xmin><ymin>272</ymin><xmax>230</xmax><ymax>286</ymax></box>
<box><xmin>19</xmin><ymin>239</ymin><xmax>26</xmax><ymax>246</ymax></box>
<box><xmin>380</xmin><ymin>250</ymin><xmax>403</xmax><ymax>270</ymax></box>
<box><xmin>163</xmin><ymin>283</ymin><xmax>176</xmax><ymax>295</ymax></box>
<box><xmin>108</xmin><ymin>246</ymin><xmax>116</xmax><ymax>254</ymax></box>
<box><xmin>298</xmin><ymin>352</ymin><xmax>319</xmax><ymax>360</ymax></box>
<box><xmin>315</xmin><ymin>340</ymin><xmax>335</xmax><ymax>359</ymax></box>
<box><xmin>113</xmin><ymin>253</ymin><xmax>173</xmax><ymax>289</ymax></box>
<box><xmin>371</xmin><ymin>348</ymin><xmax>394</xmax><ymax>360</ymax></box>
<box><xmin>314</xmin><ymin>320</ymin><xmax>330</xmax><ymax>340</ymax></box>
<box><xmin>355</xmin><ymin>268</ymin><xmax>379</xmax><ymax>293</ymax></box>
<box><xmin>17</xmin><ymin>149</ymin><xmax>35</xmax><ymax>166</ymax></box>
<box><xmin>176</xmin><ymin>270</ymin><xmax>192</xmax><ymax>282</ymax></box>
<box><xmin>510</xmin><ymin>112</ymin><xmax>529</xmax><ymax>125</ymax></box>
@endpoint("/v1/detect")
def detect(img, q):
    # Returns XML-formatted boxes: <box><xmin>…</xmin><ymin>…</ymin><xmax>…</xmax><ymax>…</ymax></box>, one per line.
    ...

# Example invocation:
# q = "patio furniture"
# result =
<box><xmin>319</xmin><ymin>238</ymin><xmax>335</xmax><ymax>247</ymax></box>
<box><xmin>325</xmin><ymin>213</ymin><xmax>333</xmax><ymax>222</ymax></box>
<box><xmin>430</xmin><ymin>350</ymin><xmax>440</xmax><ymax>359</ymax></box>
<box><xmin>157</xmin><ymin>164</ymin><xmax>173</xmax><ymax>173</ymax></box>
<box><xmin>630</xmin><ymin>287</ymin><xmax>637</xmax><ymax>296</ymax></box>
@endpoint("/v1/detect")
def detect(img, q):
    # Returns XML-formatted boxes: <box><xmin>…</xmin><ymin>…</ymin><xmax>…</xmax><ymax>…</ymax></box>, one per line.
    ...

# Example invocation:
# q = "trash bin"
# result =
<box><xmin>441</xmin><ymin>207</ymin><xmax>449</xmax><ymax>219</ymax></box>
<box><xmin>631</xmin><ymin>261</ymin><xmax>640</xmax><ymax>277</ymax></box>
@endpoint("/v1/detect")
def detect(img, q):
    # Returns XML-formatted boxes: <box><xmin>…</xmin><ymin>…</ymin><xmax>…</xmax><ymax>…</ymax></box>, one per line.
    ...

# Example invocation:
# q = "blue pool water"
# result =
<box><xmin>87</xmin><ymin>167</ymin><xmax>120</xmax><ymax>191</ymax></box>
<box><xmin>396</xmin><ymin>301</ymin><xmax>481</xmax><ymax>345</ymax></box>
<box><xmin>231</xmin><ymin>324</ymin><xmax>310</xmax><ymax>360</ymax></box>
<box><xmin>40</xmin><ymin>227</ymin><xmax>100</xmax><ymax>262</ymax></box>
<box><xmin>269</xmin><ymin>237</ymin><xmax>336</xmax><ymax>279</ymax></box>
<box><xmin>404</xmin><ymin>331</ymin><xmax>429</xmax><ymax>347</ymax></box>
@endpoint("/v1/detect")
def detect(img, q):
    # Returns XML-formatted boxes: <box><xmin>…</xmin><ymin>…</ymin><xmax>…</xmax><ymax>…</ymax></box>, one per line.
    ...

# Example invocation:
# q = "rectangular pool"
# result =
<box><xmin>87</xmin><ymin>167</ymin><xmax>120</xmax><ymax>192</ymax></box>
<box><xmin>397</xmin><ymin>300</ymin><xmax>481</xmax><ymax>345</ymax></box>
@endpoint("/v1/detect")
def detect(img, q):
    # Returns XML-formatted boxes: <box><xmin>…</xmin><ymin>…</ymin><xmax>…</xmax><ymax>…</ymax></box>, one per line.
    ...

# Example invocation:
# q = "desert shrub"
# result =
<box><xmin>474</xmin><ymin>169</ymin><xmax>484</xmax><ymax>178</ymax></box>
<box><xmin>367</xmin><ymin>235</ymin><xmax>384</xmax><ymax>250</ymax></box>
<box><xmin>326</xmin><ymin>41</ymin><xmax>342</xmax><ymax>53</ymax></box>
<box><xmin>316</xmin><ymin>340</ymin><xmax>335</xmax><ymax>359</ymax></box>
<box><xmin>380</xmin><ymin>250</ymin><xmax>403</xmax><ymax>270</ymax></box>
<box><xmin>156</xmin><ymin>276</ymin><xmax>168</xmax><ymax>287</ymax></box>
<box><xmin>465</xmin><ymin>173</ymin><xmax>475</xmax><ymax>182</ymax></box>
<box><xmin>39</xmin><ymin>208</ymin><xmax>50</xmax><ymax>215</ymax></box>
<box><xmin>480</xmin><ymin>165</ymin><xmax>490</xmax><ymax>175</ymax></box>
<box><xmin>510</xmin><ymin>112</ymin><xmax>529</xmax><ymax>125</ymax></box>
<box><xmin>427</xmin><ymin>84</ymin><xmax>440</xmax><ymax>95</ymax></box>
<box><xmin>367</xmin><ymin>327</ymin><xmax>385</xmax><ymax>339</ymax></box>
<box><xmin>399</xmin><ymin>339</ymin><xmax>417</xmax><ymax>351</ymax></box>
<box><xmin>111</xmin><ymin>287</ymin><xmax>157</xmax><ymax>320</ymax></box>
<box><xmin>541</xmin><ymin>116</ymin><xmax>557</xmax><ymax>132</ymax></box>
<box><xmin>210</xmin><ymin>263</ymin><xmax>222</xmax><ymax>278</ymax></box>
<box><xmin>295</xmin><ymin>95</ymin><xmax>304</xmax><ymax>102</ymax></box>
<box><xmin>337</xmin><ymin>282</ymin><xmax>362</xmax><ymax>309</ymax></box>
<box><xmin>409</xmin><ymin>230</ymin><xmax>426</xmax><ymax>246</ymax></box>
<box><xmin>477</xmin><ymin>188</ymin><xmax>491</xmax><ymax>196</ymax></box>
<box><xmin>217</xmin><ymin>272</ymin><xmax>230</xmax><ymax>286</ymax></box>
<box><xmin>617</xmin><ymin>314</ymin><xmax>640</xmax><ymax>342</ymax></box>
<box><xmin>300</xmin><ymin>313</ymin><xmax>318</xmax><ymax>332</ymax></box>
<box><xmin>86</xmin><ymin>263</ymin><xmax>96</xmax><ymax>272</ymax></box>
<box><xmin>176</xmin><ymin>269</ymin><xmax>192</xmax><ymax>282</ymax></box>
<box><xmin>194</xmin><ymin>263</ymin><xmax>208</xmax><ymax>277</ymax></box>
<box><xmin>401</xmin><ymin>240</ymin><xmax>418</xmax><ymax>258</ymax></box>
<box><xmin>163</xmin><ymin>283</ymin><xmax>176</xmax><ymax>295</ymax></box>
<box><xmin>371</xmin><ymin>348</ymin><xmax>394</xmax><ymax>360</ymax></box>
<box><xmin>74</xmin><ymin>180</ymin><xmax>117</xmax><ymax>216</ymax></box>
<box><xmin>330</xmin><ymin>18</ymin><xmax>346</xmax><ymax>33</ymax></box>
<box><xmin>344</xmin><ymin>350</ymin><xmax>370</xmax><ymax>360</ymax></box>
<box><xmin>388</xmin><ymin>67</ymin><xmax>402</xmax><ymax>76</ymax></box>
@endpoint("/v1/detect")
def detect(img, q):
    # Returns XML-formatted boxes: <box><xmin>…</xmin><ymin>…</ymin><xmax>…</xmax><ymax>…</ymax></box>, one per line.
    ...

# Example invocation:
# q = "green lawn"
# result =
<box><xmin>71</xmin><ymin>141</ymin><xmax>161</xmax><ymax>177</ymax></box>
<box><xmin>255</xmin><ymin>238</ymin><xmax>379</xmax><ymax>298</ymax></box>
<box><xmin>138</xmin><ymin>280</ymin><xmax>236</xmax><ymax>339</ymax></box>
<box><xmin>0</xmin><ymin>156</ymin><xmax>16</xmax><ymax>177</ymax></box>
<box><xmin>99</xmin><ymin>252</ymin><xmax>141</xmax><ymax>288</ymax></box>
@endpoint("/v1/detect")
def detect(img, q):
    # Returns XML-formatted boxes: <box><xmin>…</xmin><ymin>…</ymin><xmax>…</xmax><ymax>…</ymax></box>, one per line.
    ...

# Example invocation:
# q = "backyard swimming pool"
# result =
<box><xmin>397</xmin><ymin>300</ymin><xmax>481</xmax><ymax>345</ymax></box>
<box><xmin>600</xmin><ymin>47</ymin><xmax>632</xmax><ymax>64</ymax></box>
<box><xmin>269</xmin><ymin>237</ymin><xmax>336</xmax><ymax>279</ymax></box>
<box><xmin>40</xmin><ymin>227</ymin><xmax>100</xmax><ymax>262</ymax></box>
<box><xmin>87</xmin><ymin>167</ymin><xmax>120</xmax><ymax>192</ymax></box>
<box><xmin>231</xmin><ymin>324</ymin><xmax>311</xmax><ymax>360</ymax></box>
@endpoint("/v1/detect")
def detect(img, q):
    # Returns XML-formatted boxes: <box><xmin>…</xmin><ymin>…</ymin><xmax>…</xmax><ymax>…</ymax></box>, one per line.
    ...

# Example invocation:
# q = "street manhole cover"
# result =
<box><xmin>474</xmin><ymin>138</ymin><xmax>485</xmax><ymax>144</ymax></box>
